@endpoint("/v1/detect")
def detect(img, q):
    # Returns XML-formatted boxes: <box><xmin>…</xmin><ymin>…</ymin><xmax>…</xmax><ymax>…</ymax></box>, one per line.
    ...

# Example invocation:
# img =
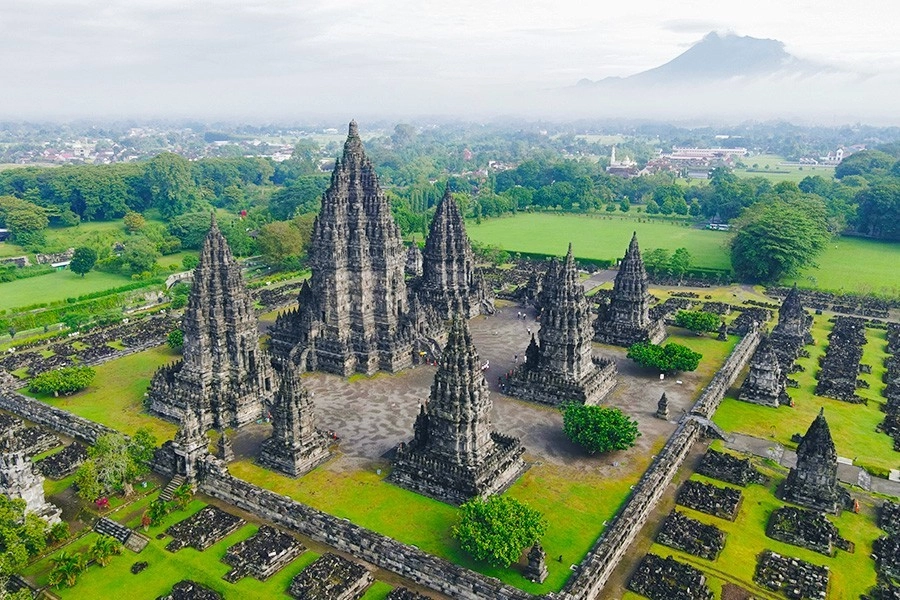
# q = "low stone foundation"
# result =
<box><xmin>503</xmin><ymin>358</ymin><xmax>617</xmax><ymax>407</ymax></box>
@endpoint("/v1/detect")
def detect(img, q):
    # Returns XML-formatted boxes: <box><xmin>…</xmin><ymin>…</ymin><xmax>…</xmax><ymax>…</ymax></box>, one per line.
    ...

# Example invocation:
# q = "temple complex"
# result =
<box><xmin>389</xmin><ymin>319</ymin><xmax>526</xmax><ymax>505</ymax></box>
<box><xmin>417</xmin><ymin>188</ymin><xmax>493</xmax><ymax>319</ymax></box>
<box><xmin>504</xmin><ymin>244</ymin><xmax>617</xmax><ymax>406</ymax></box>
<box><xmin>782</xmin><ymin>409</ymin><xmax>851</xmax><ymax>514</ymax></box>
<box><xmin>147</xmin><ymin>216</ymin><xmax>274</xmax><ymax>429</ymax></box>
<box><xmin>738</xmin><ymin>337</ymin><xmax>789</xmax><ymax>407</ymax></box>
<box><xmin>269</xmin><ymin>121</ymin><xmax>438</xmax><ymax>375</ymax></box>
<box><xmin>593</xmin><ymin>232</ymin><xmax>666</xmax><ymax>347</ymax></box>
<box><xmin>257</xmin><ymin>358</ymin><xmax>331</xmax><ymax>477</ymax></box>
<box><xmin>0</xmin><ymin>441</ymin><xmax>61</xmax><ymax>524</ymax></box>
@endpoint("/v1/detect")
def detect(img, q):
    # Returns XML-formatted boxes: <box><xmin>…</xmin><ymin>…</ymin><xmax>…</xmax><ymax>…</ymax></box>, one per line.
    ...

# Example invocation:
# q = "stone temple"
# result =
<box><xmin>593</xmin><ymin>232</ymin><xmax>666</xmax><ymax>347</ymax></box>
<box><xmin>782</xmin><ymin>409</ymin><xmax>851</xmax><ymax>514</ymax></box>
<box><xmin>257</xmin><ymin>357</ymin><xmax>331</xmax><ymax>477</ymax></box>
<box><xmin>416</xmin><ymin>187</ymin><xmax>494</xmax><ymax>319</ymax></box>
<box><xmin>389</xmin><ymin>318</ymin><xmax>526</xmax><ymax>505</ymax></box>
<box><xmin>269</xmin><ymin>121</ymin><xmax>442</xmax><ymax>376</ymax></box>
<box><xmin>0</xmin><ymin>442</ymin><xmax>61</xmax><ymax>524</ymax></box>
<box><xmin>147</xmin><ymin>215</ymin><xmax>275</xmax><ymax>429</ymax></box>
<box><xmin>770</xmin><ymin>285</ymin><xmax>814</xmax><ymax>367</ymax></box>
<box><xmin>504</xmin><ymin>244</ymin><xmax>617</xmax><ymax>406</ymax></box>
<box><xmin>738</xmin><ymin>336</ymin><xmax>789</xmax><ymax>407</ymax></box>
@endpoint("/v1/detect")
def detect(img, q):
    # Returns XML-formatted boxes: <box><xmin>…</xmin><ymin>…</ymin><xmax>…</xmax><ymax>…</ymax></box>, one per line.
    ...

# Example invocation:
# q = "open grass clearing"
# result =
<box><xmin>26</xmin><ymin>345</ymin><xmax>179</xmax><ymax>441</ymax></box>
<box><xmin>230</xmin><ymin>454</ymin><xmax>647</xmax><ymax>594</ymax></box>
<box><xmin>785</xmin><ymin>236</ymin><xmax>900</xmax><ymax>296</ymax></box>
<box><xmin>714</xmin><ymin>315</ymin><xmax>898</xmax><ymax>474</ymax></box>
<box><xmin>0</xmin><ymin>269</ymin><xmax>136</xmax><ymax>311</ymax></box>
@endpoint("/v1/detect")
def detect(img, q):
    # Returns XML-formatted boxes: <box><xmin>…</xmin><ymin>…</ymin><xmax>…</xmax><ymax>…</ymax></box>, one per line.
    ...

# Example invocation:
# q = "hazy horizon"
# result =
<box><xmin>3</xmin><ymin>0</ymin><xmax>899</xmax><ymax>124</ymax></box>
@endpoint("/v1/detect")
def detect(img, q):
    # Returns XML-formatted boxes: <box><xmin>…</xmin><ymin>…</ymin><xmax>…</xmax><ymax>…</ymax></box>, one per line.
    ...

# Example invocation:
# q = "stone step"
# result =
<box><xmin>159</xmin><ymin>475</ymin><xmax>186</xmax><ymax>502</ymax></box>
<box><xmin>94</xmin><ymin>517</ymin><xmax>132</xmax><ymax>545</ymax></box>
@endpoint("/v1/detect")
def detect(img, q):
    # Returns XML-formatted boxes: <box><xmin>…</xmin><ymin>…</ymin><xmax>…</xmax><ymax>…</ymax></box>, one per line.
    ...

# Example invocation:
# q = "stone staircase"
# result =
<box><xmin>159</xmin><ymin>475</ymin><xmax>186</xmax><ymax>502</ymax></box>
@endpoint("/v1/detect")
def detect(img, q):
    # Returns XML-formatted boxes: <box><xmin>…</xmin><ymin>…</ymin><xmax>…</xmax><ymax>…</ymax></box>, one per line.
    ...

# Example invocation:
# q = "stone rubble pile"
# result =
<box><xmin>626</xmin><ymin>553</ymin><xmax>714</xmax><ymax>600</ymax></box>
<box><xmin>36</xmin><ymin>442</ymin><xmax>87</xmax><ymax>479</ymax></box>
<box><xmin>165</xmin><ymin>505</ymin><xmax>245</xmax><ymax>552</ymax></box>
<box><xmin>655</xmin><ymin>510</ymin><xmax>726</xmax><ymax>561</ymax></box>
<box><xmin>873</xmin><ymin>535</ymin><xmax>900</xmax><ymax>581</ymax></box>
<box><xmin>697</xmin><ymin>449</ymin><xmax>765</xmax><ymax>487</ymax></box>
<box><xmin>814</xmin><ymin>316</ymin><xmax>867</xmax><ymax>403</ymax></box>
<box><xmin>157</xmin><ymin>580</ymin><xmax>223</xmax><ymax>600</ymax></box>
<box><xmin>288</xmin><ymin>552</ymin><xmax>373</xmax><ymax>600</ymax></box>
<box><xmin>676</xmin><ymin>480</ymin><xmax>743</xmax><ymax>521</ymax></box>
<box><xmin>879</xmin><ymin>500</ymin><xmax>900</xmax><ymax>536</ymax></box>
<box><xmin>753</xmin><ymin>550</ymin><xmax>829</xmax><ymax>600</ymax></box>
<box><xmin>222</xmin><ymin>525</ymin><xmax>305</xmax><ymax>583</ymax></box>
<box><xmin>766</xmin><ymin>506</ymin><xmax>851</xmax><ymax>556</ymax></box>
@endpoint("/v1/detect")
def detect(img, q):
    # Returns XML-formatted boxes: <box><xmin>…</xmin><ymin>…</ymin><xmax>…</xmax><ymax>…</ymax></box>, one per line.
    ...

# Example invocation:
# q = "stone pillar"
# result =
<box><xmin>524</xmin><ymin>542</ymin><xmax>549</xmax><ymax>583</ymax></box>
<box><xmin>656</xmin><ymin>393</ymin><xmax>670</xmax><ymax>420</ymax></box>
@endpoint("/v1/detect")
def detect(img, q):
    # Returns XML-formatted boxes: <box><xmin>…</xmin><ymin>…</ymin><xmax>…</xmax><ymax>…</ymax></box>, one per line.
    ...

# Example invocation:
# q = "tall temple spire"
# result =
<box><xmin>419</xmin><ymin>187</ymin><xmax>493</xmax><ymax>319</ymax></box>
<box><xmin>738</xmin><ymin>336</ymin><xmax>789</xmax><ymax>407</ymax></box>
<box><xmin>147</xmin><ymin>220</ymin><xmax>274</xmax><ymax>429</ymax></box>
<box><xmin>505</xmin><ymin>244</ymin><xmax>617</xmax><ymax>406</ymax></box>
<box><xmin>258</xmin><ymin>357</ymin><xmax>330</xmax><ymax>477</ymax></box>
<box><xmin>782</xmin><ymin>408</ymin><xmax>850</xmax><ymax>514</ymax></box>
<box><xmin>770</xmin><ymin>284</ymin><xmax>813</xmax><ymax>368</ymax></box>
<box><xmin>593</xmin><ymin>232</ymin><xmax>666</xmax><ymax>346</ymax></box>
<box><xmin>390</xmin><ymin>318</ymin><xmax>526</xmax><ymax>504</ymax></box>
<box><xmin>269</xmin><ymin>120</ymin><xmax>422</xmax><ymax>375</ymax></box>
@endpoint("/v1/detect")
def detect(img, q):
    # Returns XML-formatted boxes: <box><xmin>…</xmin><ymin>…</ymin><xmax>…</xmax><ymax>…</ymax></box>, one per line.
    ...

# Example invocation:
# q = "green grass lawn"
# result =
<box><xmin>469</xmin><ymin>214</ymin><xmax>900</xmax><ymax>296</ymax></box>
<box><xmin>785</xmin><ymin>236</ymin><xmax>900</xmax><ymax>296</ymax></box>
<box><xmin>230</xmin><ymin>455</ymin><xmax>646</xmax><ymax>594</ymax></box>
<box><xmin>0</xmin><ymin>240</ymin><xmax>28</xmax><ymax>258</ymax></box>
<box><xmin>0</xmin><ymin>269</ymin><xmax>136</xmax><ymax>311</ymax></box>
<box><xmin>714</xmin><ymin>316</ymin><xmax>898</xmax><ymax>474</ymax></box>
<box><xmin>26</xmin><ymin>345</ymin><xmax>179</xmax><ymax>441</ymax></box>
<box><xmin>733</xmin><ymin>153</ymin><xmax>836</xmax><ymax>184</ymax></box>
<box><xmin>638</xmin><ymin>469</ymin><xmax>882</xmax><ymax>600</ymax></box>
<box><xmin>467</xmin><ymin>213</ymin><xmax>732</xmax><ymax>271</ymax></box>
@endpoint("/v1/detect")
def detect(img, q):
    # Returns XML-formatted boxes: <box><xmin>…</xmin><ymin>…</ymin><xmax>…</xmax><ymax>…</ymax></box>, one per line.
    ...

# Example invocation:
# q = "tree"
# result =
<box><xmin>855</xmin><ymin>180</ymin><xmax>900</xmax><ymax>240</ymax></box>
<box><xmin>90</xmin><ymin>535</ymin><xmax>123</xmax><ymax>567</ymax></box>
<box><xmin>561</xmin><ymin>403</ymin><xmax>640</xmax><ymax>454</ymax></box>
<box><xmin>122</xmin><ymin>236</ymin><xmax>160</xmax><ymax>274</ymax></box>
<box><xmin>627</xmin><ymin>342</ymin><xmax>703</xmax><ymax>372</ymax></box>
<box><xmin>257</xmin><ymin>220</ymin><xmax>306</xmax><ymax>268</ymax></box>
<box><xmin>669</xmin><ymin>247</ymin><xmax>692</xmax><ymax>279</ymax></box>
<box><xmin>268</xmin><ymin>175</ymin><xmax>328</xmax><ymax>219</ymax></box>
<box><xmin>145</xmin><ymin>153</ymin><xmax>202</xmax><ymax>219</ymax></box>
<box><xmin>167</xmin><ymin>329</ymin><xmax>184</xmax><ymax>350</ymax></box>
<box><xmin>0</xmin><ymin>495</ymin><xmax>53</xmax><ymax>596</ymax></box>
<box><xmin>643</xmin><ymin>248</ymin><xmax>671</xmax><ymax>275</ymax></box>
<box><xmin>674</xmin><ymin>310</ymin><xmax>719</xmax><ymax>334</ymax></box>
<box><xmin>29</xmin><ymin>366</ymin><xmax>95</xmax><ymax>396</ymax></box>
<box><xmin>123</xmin><ymin>211</ymin><xmax>146</xmax><ymax>233</ymax></box>
<box><xmin>182</xmin><ymin>255</ymin><xmax>199</xmax><ymax>270</ymax></box>
<box><xmin>730</xmin><ymin>197</ymin><xmax>830</xmax><ymax>282</ymax></box>
<box><xmin>47</xmin><ymin>551</ymin><xmax>86</xmax><ymax>588</ymax></box>
<box><xmin>452</xmin><ymin>496</ymin><xmax>547</xmax><ymax>567</ymax></box>
<box><xmin>74</xmin><ymin>429</ymin><xmax>157</xmax><ymax>500</ymax></box>
<box><xmin>69</xmin><ymin>247</ymin><xmax>97</xmax><ymax>277</ymax></box>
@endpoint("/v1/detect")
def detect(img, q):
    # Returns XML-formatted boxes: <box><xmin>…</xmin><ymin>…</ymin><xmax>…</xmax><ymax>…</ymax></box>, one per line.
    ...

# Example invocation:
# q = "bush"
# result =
<box><xmin>167</xmin><ymin>329</ymin><xmax>184</xmax><ymax>350</ymax></box>
<box><xmin>561</xmin><ymin>403</ymin><xmax>640</xmax><ymax>454</ymax></box>
<box><xmin>674</xmin><ymin>310</ymin><xmax>720</xmax><ymax>334</ymax></box>
<box><xmin>627</xmin><ymin>342</ymin><xmax>702</xmax><ymax>372</ymax></box>
<box><xmin>29</xmin><ymin>366</ymin><xmax>96</xmax><ymax>396</ymax></box>
<box><xmin>452</xmin><ymin>496</ymin><xmax>547</xmax><ymax>567</ymax></box>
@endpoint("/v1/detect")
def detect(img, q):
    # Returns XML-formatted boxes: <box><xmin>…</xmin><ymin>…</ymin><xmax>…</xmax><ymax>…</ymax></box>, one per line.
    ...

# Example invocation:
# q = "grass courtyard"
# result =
<box><xmin>27</xmin><ymin>344</ymin><xmax>179</xmax><ymax>441</ymax></box>
<box><xmin>714</xmin><ymin>314</ymin><xmax>898</xmax><ymax>474</ymax></box>
<box><xmin>0</xmin><ymin>269</ymin><xmax>137</xmax><ymax>311</ymax></box>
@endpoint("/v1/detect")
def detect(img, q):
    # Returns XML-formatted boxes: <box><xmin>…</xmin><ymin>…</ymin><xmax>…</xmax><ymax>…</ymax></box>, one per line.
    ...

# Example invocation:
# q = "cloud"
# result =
<box><xmin>662</xmin><ymin>19</ymin><xmax>724</xmax><ymax>34</ymax></box>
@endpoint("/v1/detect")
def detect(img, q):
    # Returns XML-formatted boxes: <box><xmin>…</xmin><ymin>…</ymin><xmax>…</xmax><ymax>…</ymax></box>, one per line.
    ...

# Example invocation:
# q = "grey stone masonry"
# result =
<box><xmin>418</xmin><ymin>187</ymin><xmax>494</xmax><ymax>319</ymax></box>
<box><xmin>389</xmin><ymin>318</ymin><xmax>526</xmax><ymax>505</ymax></box>
<box><xmin>148</xmin><ymin>214</ymin><xmax>275</xmax><ymax>429</ymax></box>
<box><xmin>257</xmin><ymin>358</ymin><xmax>331</xmax><ymax>477</ymax></box>
<box><xmin>738</xmin><ymin>336</ymin><xmax>790</xmax><ymax>407</ymax></box>
<box><xmin>524</xmin><ymin>542</ymin><xmax>549</xmax><ymax>584</ymax></box>
<box><xmin>505</xmin><ymin>244</ymin><xmax>617</xmax><ymax>406</ymax></box>
<box><xmin>770</xmin><ymin>284</ymin><xmax>814</xmax><ymax>368</ymax></box>
<box><xmin>593</xmin><ymin>232</ymin><xmax>666</xmax><ymax>347</ymax></box>
<box><xmin>782</xmin><ymin>408</ymin><xmax>851</xmax><ymax>514</ymax></box>
<box><xmin>270</xmin><ymin>121</ymin><xmax>425</xmax><ymax>376</ymax></box>
<box><xmin>0</xmin><ymin>442</ymin><xmax>61</xmax><ymax>524</ymax></box>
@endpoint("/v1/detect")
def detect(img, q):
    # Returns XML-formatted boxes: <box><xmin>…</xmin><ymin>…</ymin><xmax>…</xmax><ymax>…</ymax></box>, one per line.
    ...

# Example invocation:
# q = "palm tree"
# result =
<box><xmin>90</xmin><ymin>535</ymin><xmax>122</xmax><ymax>567</ymax></box>
<box><xmin>48</xmin><ymin>551</ymin><xmax>86</xmax><ymax>588</ymax></box>
<box><xmin>171</xmin><ymin>483</ymin><xmax>193</xmax><ymax>510</ymax></box>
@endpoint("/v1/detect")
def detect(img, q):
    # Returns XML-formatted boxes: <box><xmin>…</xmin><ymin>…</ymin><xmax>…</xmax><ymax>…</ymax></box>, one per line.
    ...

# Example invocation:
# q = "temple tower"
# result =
<box><xmin>418</xmin><ymin>188</ymin><xmax>493</xmax><ymax>319</ymax></box>
<box><xmin>738</xmin><ymin>337</ymin><xmax>789</xmax><ymax>407</ymax></box>
<box><xmin>147</xmin><ymin>215</ymin><xmax>274</xmax><ymax>429</ymax></box>
<box><xmin>389</xmin><ymin>319</ymin><xmax>526</xmax><ymax>505</ymax></box>
<box><xmin>770</xmin><ymin>284</ymin><xmax>814</xmax><ymax>368</ymax></box>
<box><xmin>258</xmin><ymin>358</ymin><xmax>331</xmax><ymax>477</ymax></box>
<box><xmin>504</xmin><ymin>244</ymin><xmax>617</xmax><ymax>406</ymax></box>
<box><xmin>0</xmin><ymin>443</ymin><xmax>61</xmax><ymax>524</ymax></box>
<box><xmin>270</xmin><ymin>121</ymin><xmax>417</xmax><ymax>375</ymax></box>
<box><xmin>782</xmin><ymin>409</ymin><xmax>850</xmax><ymax>514</ymax></box>
<box><xmin>593</xmin><ymin>232</ymin><xmax>666</xmax><ymax>346</ymax></box>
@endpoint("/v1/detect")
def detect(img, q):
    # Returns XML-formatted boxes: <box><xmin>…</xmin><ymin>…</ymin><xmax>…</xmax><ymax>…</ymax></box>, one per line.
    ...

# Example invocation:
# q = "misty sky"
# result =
<box><xmin>2</xmin><ymin>0</ymin><xmax>899</xmax><ymax>122</ymax></box>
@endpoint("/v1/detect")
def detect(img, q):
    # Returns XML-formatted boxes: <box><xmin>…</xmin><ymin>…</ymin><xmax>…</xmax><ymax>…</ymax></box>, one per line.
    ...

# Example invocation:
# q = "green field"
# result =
<box><xmin>467</xmin><ymin>214</ymin><xmax>732</xmax><ymax>270</ymax></box>
<box><xmin>733</xmin><ymin>153</ymin><xmax>836</xmax><ymax>183</ymax></box>
<box><xmin>785</xmin><ymin>236</ymin><xmax>900</xmax><ymax>296</ymax></box>
<box><xmin>468</xmin><ymin>213</ymin><xmax>900</xmax><ymax>295</ymax></box>
<box><xmin>0</xmin><ymin>269</ymin><xmax>137</xmax><ymax>311</ymax></box>
<box><xmin>28</xmin><ymin>345</ymin><xmax>179</xmax><ymax>441</ymax></box>
<box><xmin>714</xmin><ymin>316</ymin><xmax>898</xmax><ymax>474</ymax></box>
